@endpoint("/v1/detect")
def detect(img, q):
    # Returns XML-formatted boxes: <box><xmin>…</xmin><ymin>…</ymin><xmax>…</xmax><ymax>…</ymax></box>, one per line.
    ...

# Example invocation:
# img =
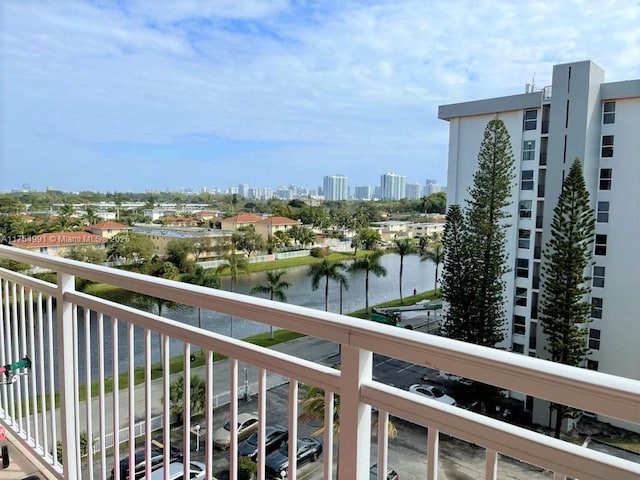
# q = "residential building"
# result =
<box><xmin>253</xmin><ymin>215</ymin><xmax>300</xmax><ymax>239</ymax></box>
<box><xmin>323</xmin><ymin>174</ymin><xmax>349</xmax><ymax>201</ymax></box>
<box><xmin>354</xmin><ymin>185</ymin><xmax>371</xmax><ymax>200</ymax></box>
<box><xmin>407</xmin><ymin>222</ymin><xmax>445</xmax><ymax>239</ymax></box>
<box><xmin>380</xmin><ymin>172</ymin><xmax>406</xmax><ymax>200</ymax></box>
<box><xmin>238</xmin><ymin>183</ymin><xmax>249</xmax><ymax>198</ymax></box>
<box><xmin>87</xmin><ymin>221</ymin><xmax>129</xmax><ymax>239</ymax></box>
<box><xmin>405</xmin><ymin>182</ymin><xmax>423</xmax><ymax>200</ymax></box>
<box><xmin>439</xmin><ymin>60</ymin><xmax>640</xmax><ymax>432</ymax></box>
<box><xmin>130</xmin><ymin>224</ymin><xmax>232</xmax><ymax>259</ymax></box>
<box><xmin>219</xmin><ymin>213</ymin><xmax>264</xmax><ymax>231</ymax></box>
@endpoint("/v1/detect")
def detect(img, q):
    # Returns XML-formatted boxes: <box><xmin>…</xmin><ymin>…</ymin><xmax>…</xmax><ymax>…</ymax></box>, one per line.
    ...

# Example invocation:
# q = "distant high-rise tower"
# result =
<box><xmin>380</xmin><ymin>172</ymin><xmax>406</xmax><ymax>200</ymax></box>
<box><xmin>405</xmin><ymin>183</ymin><xmax>423</xmax><ymax>200</ymax></box>
<box><xmin>354</xmin><ymin>185</ymin><xmax>371</xmax><ymax>200</ymax></box>
<box><xmin>323</xmin><ymin>174</ymin><xmax>348</xmax><ymax>201</ymax></box>
<box><xmin>238</xmin><ymin>183</ymin><xmax>249</xmax><ymax>198</ymax></box>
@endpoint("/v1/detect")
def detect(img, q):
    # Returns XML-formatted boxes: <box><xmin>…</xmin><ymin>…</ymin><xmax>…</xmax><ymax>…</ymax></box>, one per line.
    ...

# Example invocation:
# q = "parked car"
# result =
<box><xmin>408</xmin><ymin>383</ymin><xmax>456</xmax><ymax>406</ymax></box>
<box><xmin>265</xmin><ymin>437</ymin><xmax>323</xmax><ymax>478</ymax></box>
<box><xmin>149</xmin><ymin>461</ymin><xmax>210</xmax><ymax>480</ymax></box>
<box><xmin>370</xmin><ymin>463</ymin><xmax>399</xmax><ymax>479</ymax></box>
<box><xmin>238</xmin><ymin>425</ymin><xmax>288</xmax><ymax>460</ymax></box>
<box><xmin>213</xmin><ymin>412</ymin><xmax>259</xmax><ymax>449</ymax></box>
<box><xmin>110</xmin><ymin>446</ymin><xmax>178</xmax><ymax>480</ymax></box>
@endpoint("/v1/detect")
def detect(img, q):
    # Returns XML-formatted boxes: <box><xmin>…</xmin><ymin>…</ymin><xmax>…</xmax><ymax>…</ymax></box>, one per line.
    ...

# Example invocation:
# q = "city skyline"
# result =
<box><xmin>2</xmin><ymin>1</ymin><xmax>639</xmax><ymax>192</ymax></box>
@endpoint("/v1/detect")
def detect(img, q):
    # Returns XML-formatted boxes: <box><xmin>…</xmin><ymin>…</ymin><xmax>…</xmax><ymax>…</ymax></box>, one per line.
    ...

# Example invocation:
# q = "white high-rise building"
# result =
<box><xmin>380</xmin><ymin>172</ymin><xmax>406</xmax><ymax>200</ymax></box>
<box><xmin>238</xmin><ymin>183</ymin><xmax>249</xmax><ymax>198</ymax></box>
<box><xmin>354</xmin><ymin>185</ymin><xmax>371</xmax><ymax>200</ymax></box>
<box><xmin>405</xmin><ymin>183</ymin><xmax>423</xmax><ymax>200</ymax></box>
<box><xmin>439</xmin><ymin>60</ymin><xmax>640</xmax><ymax>432</ymax></box>
<box><xmin>323</xmin><ymin>174</ymin><xmax>348</xmax><ymax>201</ymax></box>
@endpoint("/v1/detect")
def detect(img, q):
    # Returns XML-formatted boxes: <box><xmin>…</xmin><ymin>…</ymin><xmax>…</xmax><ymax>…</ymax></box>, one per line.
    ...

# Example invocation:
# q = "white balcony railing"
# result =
<box><xmin>0</xmin><ymin>245</ymin><xmax>639</xmax><ymax>480</ymax></box>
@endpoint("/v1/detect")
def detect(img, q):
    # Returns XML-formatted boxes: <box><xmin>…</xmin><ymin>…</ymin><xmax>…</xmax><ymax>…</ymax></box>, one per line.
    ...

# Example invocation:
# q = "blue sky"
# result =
<box><xmin>1</xmin><ymin>0</ymin><xmax>639</xmax><ymax>193</ymax></box>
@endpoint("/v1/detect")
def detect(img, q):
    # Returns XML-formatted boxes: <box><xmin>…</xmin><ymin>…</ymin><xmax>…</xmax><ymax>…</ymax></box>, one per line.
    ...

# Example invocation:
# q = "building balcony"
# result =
<box><xmin>0</xmin><ymin>245</ymin><xmax>639</xmax><ymax>480</ymax></box>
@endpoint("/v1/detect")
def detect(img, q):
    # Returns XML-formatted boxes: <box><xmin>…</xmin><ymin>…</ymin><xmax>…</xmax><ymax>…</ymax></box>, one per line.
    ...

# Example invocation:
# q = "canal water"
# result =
<box><xmin>39</xmin><ymin>253</ymin><xmax>438</xmax><ymax>385</ymax></box>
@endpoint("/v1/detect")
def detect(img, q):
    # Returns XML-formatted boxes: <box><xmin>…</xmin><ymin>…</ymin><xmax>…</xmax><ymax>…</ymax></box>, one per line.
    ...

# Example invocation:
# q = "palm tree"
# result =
<box><xmin>338</xmin><ymin>274</ymin><xmax>349</xmax><ymax>315</ymax></box>
<box><xmin>299</xmin><ymin>384</ymin><xmax>396</xmax><ymax>478</ymax></box>
<box><xmin>249</xmin><ymin>270</ymin><xmax>291</xmax><ymax>339</ymax></box>
<box><xmin>420</xmin><ymin>234</ymin><xmax>443</xmax><ymax>294</ymax></box>
<box><xmin>392</xmin><ymin>239</ymin><xmax>416</xmax><ymax>304</ymax></box>
<box><xmin>169</xmin><ymin>374</ymin><xmax>207</xmax><ymax>425</ymax></box>
<box><xmin>82</xmin><ymin>205</ymin><xmax>102</xmax><ymax>225</ymax></box>
<box><xmin>182</xmin><ymin>266</ymin><xmax>221</xmax><ymax>349</ymax></box>
<box><xmin>349</xmin><ymin>250</ymin><xmax>387</xmax><ymax>313</ymax></box>
<box><xmin>215</xmin><ymin>253</ymin><xmax>250</xmax><ymax>337</ymax></box>
<box><xmin>308</xmin><ymin>260</ymin><xmax>348</xmax><ymax>312</ymax></box>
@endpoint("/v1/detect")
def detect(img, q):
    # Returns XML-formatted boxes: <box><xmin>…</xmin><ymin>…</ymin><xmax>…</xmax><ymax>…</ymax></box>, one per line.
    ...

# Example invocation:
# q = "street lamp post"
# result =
<box><xmin>195</xmin><ymin>424</ymin><xmax>201</xmax><ymax>452</ymax></box>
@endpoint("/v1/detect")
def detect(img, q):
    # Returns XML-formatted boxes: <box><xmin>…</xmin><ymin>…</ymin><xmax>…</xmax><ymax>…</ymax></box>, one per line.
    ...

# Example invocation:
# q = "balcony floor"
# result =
<box><xmin>2</xmin><ymin>428</ymin><xmax>52</xmax><ymax>480</ymax></box>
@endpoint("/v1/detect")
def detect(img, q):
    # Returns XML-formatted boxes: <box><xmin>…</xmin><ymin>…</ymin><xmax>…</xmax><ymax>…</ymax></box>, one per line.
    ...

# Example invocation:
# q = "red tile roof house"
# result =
<box><xmin>9</xmin><ymin>231</ymin><xmax>108</xmax><ymax>257</ymax></box>
<box><xmin>219</xmin><ymin>213</ymin><xmax>264</xmax><ymax>231</ymax></box>
<box><xmin>87</xmin><ymin>221</ymin><xmax>129</xmax><ymax>239</ymax></box>
<box><xmin>254</xmin><ymin>216</ymin><xmax>300</xmax><ymax>238</ymax></box>
<box><xmin>220</xmin><ymin>213</ymin><xmax>300</xmax><ymax>238</ymax></box>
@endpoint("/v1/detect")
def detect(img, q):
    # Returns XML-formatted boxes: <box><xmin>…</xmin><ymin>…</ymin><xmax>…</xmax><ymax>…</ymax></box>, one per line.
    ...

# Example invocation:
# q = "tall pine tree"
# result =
<box><xmin>440</xmin><ymin>204</ymin><xmax>473</xmax><ymax>341</ymax></box>
<box><xmin>442</xmin><ymin>118</ymin><xmax>515</xmax><ymax>347</ymax></box>
<box><xmin>539</xmin><ymin>158</ymin><xmax>595</xmax><ymax>438</ymax></box>
<box><xmin>465</xmin><ymin>118</ymin><xmax>515</xmax><ymax>346</ymax></box>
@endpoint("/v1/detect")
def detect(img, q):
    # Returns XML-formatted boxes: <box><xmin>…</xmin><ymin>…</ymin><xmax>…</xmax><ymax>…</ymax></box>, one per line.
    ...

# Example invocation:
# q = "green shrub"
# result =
<box><xmin>310</xmin><ymin>247</ymin><xmax>329</xmax><ymax>258</ymax></box>
<box><xmin>238</xmin><ymin>455</ymin><xmax>257</xmax><ymax>480</ymax></box>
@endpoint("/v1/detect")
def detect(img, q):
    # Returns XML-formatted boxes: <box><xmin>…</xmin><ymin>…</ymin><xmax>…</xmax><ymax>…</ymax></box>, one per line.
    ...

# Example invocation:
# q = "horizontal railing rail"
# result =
<box><xmin>1</xmin><ymin>245</ymin><xmax>639</xmax><ymax>480</ymax></box>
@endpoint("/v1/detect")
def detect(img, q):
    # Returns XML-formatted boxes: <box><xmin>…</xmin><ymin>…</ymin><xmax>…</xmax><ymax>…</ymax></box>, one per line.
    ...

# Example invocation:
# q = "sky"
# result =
<box><xmin>1</xmin><ymin>1</ymin><xmax>639</xmax><ymax>194</ymax></box>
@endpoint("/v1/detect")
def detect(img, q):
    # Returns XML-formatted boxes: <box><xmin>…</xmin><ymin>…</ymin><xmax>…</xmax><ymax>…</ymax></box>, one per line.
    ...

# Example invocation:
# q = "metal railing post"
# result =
<box><xmin>57</xmin><ymin>271</ymin><xmax>80</xmax><ymax>479</ymax></box>
<box><xmin>338</xmin><ymin>344</ymin><xmax>372</xmax><ymax>479</ymax></box>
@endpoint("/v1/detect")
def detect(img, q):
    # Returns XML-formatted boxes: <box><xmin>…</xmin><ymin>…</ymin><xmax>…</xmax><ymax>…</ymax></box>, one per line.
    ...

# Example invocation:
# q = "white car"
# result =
<box><xmin>408</xmin><ymin>383</ymin><xmax>456</xmax><ymax>406</ymax></box>
<box><xmin>213</xmin><ymin>412</ymin><xmax>259</xmax><ymax>449</ymax></box>
<box><xmin>149</xmin><ymin>461</ymin><xmax>210</xmax><ymax>480</ymax></box>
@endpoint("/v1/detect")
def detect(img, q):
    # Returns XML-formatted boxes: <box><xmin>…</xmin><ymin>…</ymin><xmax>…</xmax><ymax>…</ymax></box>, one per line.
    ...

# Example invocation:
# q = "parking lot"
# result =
<box><xmin>156</xmin><ymin>382</ymin><xmax>553</xmax><ymax>480</ymax></box>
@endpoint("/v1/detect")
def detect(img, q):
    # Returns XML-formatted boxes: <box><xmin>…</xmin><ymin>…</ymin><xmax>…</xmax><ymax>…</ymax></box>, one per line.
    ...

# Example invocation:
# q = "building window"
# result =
<box><xmin>601</xmin><ymin>135</ymin><xmax>614</xmax><ymax>157</ymax></box>
<box><xmin>595</xmin><ymin>234</ymin><xmax>607</xmax><ymax>256</ymax></box>
<box><xmin>589</xmin><ymin>329</ymin><xmax>601</xmax><ymax>350</ymax></box>
<box><xmin>518</xmin><ymin>229</ymin><xmax>531</xmax><ymax>249</ymax></box>
<box><xmin>516</xmin><ymin>258</ymin><xmax>529</xmax><ymax>278</ymax></box>
<box><xmin>522</xmin><ymin>140</ymin><xmax>536</xmax><ymax>161</ymax></box>
<box><xmin>519</xmin><ymin>200</ymin><xmax>532</xmax><ymax>219</ymax></box>
<box><xmin>512</xmin><ymin>343</ymin><xmax>525</xmax><ymax>354</ymax></box>
<box><xmin>599</xmin><ymin>168</ymin><xmax>612</xmax><ymax>190</ymax></box>
<box><xmin>523</xmin><ymin>110</ymin><xmax>537</xmax><ymax>130</ymax></box>
<box><xmin>597</xmin><ymin>201</ymin><xmax>609</xmax><ymax>223</ymax></box>
<box><xmin>593</xmin><ymin>266</ymin><xmax>605</xmax><ymax>288</ymax></box>
<box><xmin>513</xmin><ymin>315</ymin><xmax>526</xmax><ymax>335</ymax></box>
<box><xmin>591</xmin><ymin>297</ymin><xmax>603</xmax><ymax>319</ymax></box>
<box><xmin>515</xmin><ymin>287</ymin><xmax>528</xmax><ymax>307</ymax></box>
<box><xmin>586</xmin><ymin>360</ymin><xmax>599</xmax><ymax>371</ymax></box>
<box><xmin>603</xmin><ymin>101</ymin><xmax>615</xmax><ymax>124</ymax></box>
<box><xmin>521</xmin><ymin>170</ymin><xmax>534</xmax><ymax>190</ymax></box>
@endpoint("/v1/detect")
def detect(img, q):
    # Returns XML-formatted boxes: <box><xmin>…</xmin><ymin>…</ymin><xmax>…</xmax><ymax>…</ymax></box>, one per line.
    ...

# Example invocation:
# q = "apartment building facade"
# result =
<box><xmin>380</xmin><ymin>172</ymin><xmax>406</xmax><ymax>200</ymax></box>
<box><xmin>323</xmin><ymin>174</ymin><xmax>349</xmax><ymax>201</ymax></box>
<box><xmin>439</xmin><ymin>60</ymin><xmax>640</xmax><ymax>431</ymax></box>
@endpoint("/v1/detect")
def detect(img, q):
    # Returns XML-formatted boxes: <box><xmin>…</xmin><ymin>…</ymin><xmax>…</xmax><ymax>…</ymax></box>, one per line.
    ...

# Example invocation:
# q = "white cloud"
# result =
<box><xmin>1</xmin><ymin>0</ymin><xmax>639</xmax><ymax>191</ymax></box>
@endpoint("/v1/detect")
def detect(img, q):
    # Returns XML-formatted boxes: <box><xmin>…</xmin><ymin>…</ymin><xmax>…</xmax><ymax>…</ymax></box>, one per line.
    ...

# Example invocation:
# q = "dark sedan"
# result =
<box><xmin>264</xmin><ymin>437</ymin><xmax>322</xmax><ymax>478</ymax></box>
<box><xmin>238</xmin><ymin>425</ymin><xmax>288</xmax><ymax>461</ymax></box>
